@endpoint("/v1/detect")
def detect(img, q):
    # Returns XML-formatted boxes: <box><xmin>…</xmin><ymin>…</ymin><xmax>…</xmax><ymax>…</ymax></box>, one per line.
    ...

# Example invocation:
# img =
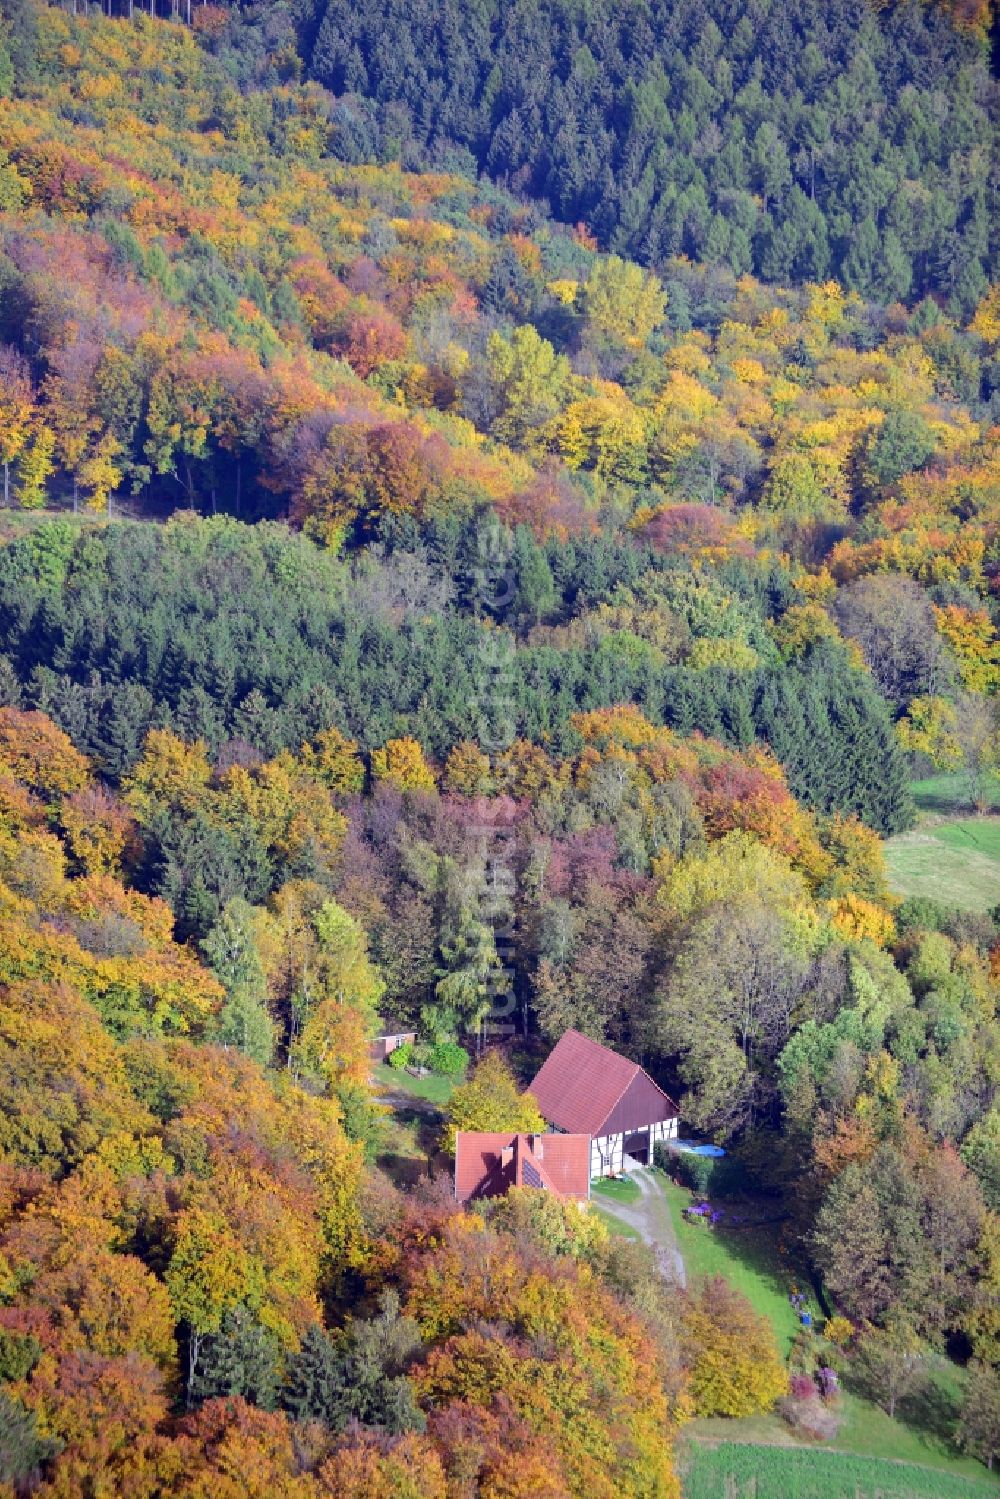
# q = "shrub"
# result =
<box><xmin>823</xmin><ymin>1315</ymin><xmax>854</xmax><ymax>1349</ymax></box>
<box><xmin>682</xmin><ymin>1276</ymin><xmax>789</xmax><ymax>1418</ymax></box>
<box><xmin>657</xmin><ymin>1143</ymin><xmax>714</xmax><ymax>1194</ymax></box>
<box><xmin>788</xmin><ymin>1327</ymin><xmax>818</xmax><ymax>1375</ymax></box>
<box><xmin>655</xmin><ymin>1142</ymin><xmax>745</xmax><ymax>1198</ymax></box>
<box><xmin>426</xmin><ymin>1041</ymin><xmax>469</xmax><ymax>1076</ymax></box>
<box><xmin>778</xmin><ymin>1390</ymin><xmax>843</xmax><ymax>1441</ymax></box>
<box><xmin>387</xmin><ymin>1041</ymin><xmax>414</xmax><ymax>1070</ymax></box>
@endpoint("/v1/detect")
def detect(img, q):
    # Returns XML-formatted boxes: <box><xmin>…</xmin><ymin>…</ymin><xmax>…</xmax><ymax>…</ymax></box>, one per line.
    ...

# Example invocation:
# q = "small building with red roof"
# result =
<box><xmin>454</xmin><ymin>1130</ymin><xmax>591</xmax><ymax>1205</ymax></box>
<box><xmin>369</xmin><ymin>1017</ymin><xmax>417</xmax><ymax>1063</ymax></box>
<box><xmin>528</xmin><ymin>1029</ymin><xmax>679</xmax><ymax>1178</ymax></box>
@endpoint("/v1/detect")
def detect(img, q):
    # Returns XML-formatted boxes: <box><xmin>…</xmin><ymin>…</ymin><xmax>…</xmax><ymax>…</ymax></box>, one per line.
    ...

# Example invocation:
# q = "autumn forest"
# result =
<box><xmin>0</xmin><ymin>0</ymin><xmax>999</xmax><ymax>1494</ymax></box>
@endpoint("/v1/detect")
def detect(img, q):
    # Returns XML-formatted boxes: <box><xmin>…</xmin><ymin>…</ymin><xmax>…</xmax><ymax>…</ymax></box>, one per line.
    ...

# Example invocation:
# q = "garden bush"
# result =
<box><xmin>387</xmin><ymin>1041</ymin><xmax>414</xmax><ymax>1070</ymax></box>
<box><xmin>426</xmin><ymin>1041</ymin><xmax>469</xmax><ymax>1076</ymax></box>
<box><xmin>778</xmin><ymin>1389</ymin><xmax>843</xmax><ymax>1441</ymax></box>
<box><xmin>655</xmin><ymin>1142</ymin><xmax>746</xmax><ymax>1198</ymax></box>
<box><xmin>823</xmin><ymin>1315</ymin><xmax>854</xmax><ymax>1349</ymax></box>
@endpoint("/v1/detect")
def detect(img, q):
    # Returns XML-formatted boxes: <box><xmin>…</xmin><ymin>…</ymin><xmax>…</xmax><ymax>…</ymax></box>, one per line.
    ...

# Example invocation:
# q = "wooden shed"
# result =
<box><xmin>369</xmin><ymin>1020</ymin><xmax>417</xmax><ymax>1063</ymax></box>
<box><xmin>528</xmin><ymin>1029</ymin><xmax>679</xmax><ymax>1177</ymax></box>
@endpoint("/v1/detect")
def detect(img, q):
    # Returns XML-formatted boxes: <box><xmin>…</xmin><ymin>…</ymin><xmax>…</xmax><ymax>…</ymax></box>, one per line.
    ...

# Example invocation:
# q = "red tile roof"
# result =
<box><xmin>527</xmin><ymin>1132</ymin><xmax>592</xmax><ymax>1198</ymax></box>
<box><xmin>528</xmin><ymin>1029</ymin><xmax>678</xmax><ymax>1136</ymax></box>
<box><xmin>454</xmin><ymin>1131</ymin><xmax>591</xmax><ymax>1204</ymax></box>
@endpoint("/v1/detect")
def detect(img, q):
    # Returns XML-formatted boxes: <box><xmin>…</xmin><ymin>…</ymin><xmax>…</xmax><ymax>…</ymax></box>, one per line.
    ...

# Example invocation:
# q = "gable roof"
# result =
<box><xmin>528</xmin><ymin>1029</ymin><xmax>678</xmax><ymax>1137</ymax></box>
<box><xmin>454</xmin><ymin>1131</ymin><xmax>591</xmax><ymax>1204</ymax></box>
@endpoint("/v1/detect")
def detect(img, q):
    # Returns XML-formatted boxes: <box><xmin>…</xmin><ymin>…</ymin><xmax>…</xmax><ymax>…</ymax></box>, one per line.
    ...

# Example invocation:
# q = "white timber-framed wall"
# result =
<box><xmin>590</xmin><ymin>1116</ymin><xmax>678</xmax><ymax>1177</ymax></box>
<box><xmin>528</xmin><ymin>1030</ymin><xmax>682</xmax><ymax>1181</ymax></box>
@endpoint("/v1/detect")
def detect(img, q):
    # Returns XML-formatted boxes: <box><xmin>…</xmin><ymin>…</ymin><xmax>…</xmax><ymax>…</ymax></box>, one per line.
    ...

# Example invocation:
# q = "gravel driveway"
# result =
<box><xmin>598</xmin><ymin>1167</ymin><xmax>686</xmax><ymax>1286</ymax></box>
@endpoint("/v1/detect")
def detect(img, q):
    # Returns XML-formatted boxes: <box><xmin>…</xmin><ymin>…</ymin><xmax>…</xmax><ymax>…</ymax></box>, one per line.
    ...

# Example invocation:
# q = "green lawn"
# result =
<box><xmin>661</xmin><ymin>1179</ymin><xmax>802</xmax><ymax>1353</ymax></box>
<box><xmin>593</xmin><ymin>1205</ymin><xmax>640</xmax><ymax>1240</ymax></box>
<box><xmin>911</xmin><ymin>774</ymin><xmax>1000</xmax><ymax>816</ymax></box>
<box><xmin>592</xmin><ymin>1175</ymin><xmax>642</xmax><ymax>1207</ymax></box>
<box><xmin>679</xmin><ymin>1441</ymin><xmax>999</xmax><ymax>1499</ymax></box>
<box><xmin>372</xmin><ymin>1062</ymin><xmax>462</xmax><ymax>1106</ymax></box>
<box><xmin>884</xmin><ymin>818</ymin><xmax>1000</xmax><ymax>911</ymax></box>
<box><xmin>663</xmin><ymin>1179</ymin><xmax>997</xmax><ymax>1490</ymax></box>
<box><xmin>591</xmin><ymin>1176</ymin><xmax>642</xmax><ymax>1238</ymax></box>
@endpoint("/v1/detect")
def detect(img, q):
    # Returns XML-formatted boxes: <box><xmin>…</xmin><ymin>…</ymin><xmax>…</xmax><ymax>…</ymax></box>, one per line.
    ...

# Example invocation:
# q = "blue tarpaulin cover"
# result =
<box><xmin>670</xmin><ymin>1140</ymin><xmax>725</xmax><ymax>1158</ymax></box>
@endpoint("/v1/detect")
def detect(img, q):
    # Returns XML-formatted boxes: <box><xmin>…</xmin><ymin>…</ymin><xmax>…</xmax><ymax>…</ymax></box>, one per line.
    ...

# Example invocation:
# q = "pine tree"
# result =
<box><xmin>283</xmin><ymin>1324</ymin><xmax>350</xmax><ymax>1427</ymax></box>
<box><xmin>202</xmin><ymin>897</ymin><xmax>275</xmax><ymax>1066</ymax></box>
<box><xmin>193</xmin><ymin>1307</ymin><xmax>283</xmax><ymax>1410</ymax></box>
<box><xmin>0</xmin><ymin>1391</ymin><xmax>60</xmax><ymax>1489</ymax></box>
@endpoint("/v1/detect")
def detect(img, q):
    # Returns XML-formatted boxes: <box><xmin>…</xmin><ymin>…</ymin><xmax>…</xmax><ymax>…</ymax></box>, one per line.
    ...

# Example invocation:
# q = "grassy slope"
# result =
<box><xmin>661</xmin><ymin>1180</ymin><xmax>802</xmax><ymax>1354</ymax></box>
<box><xmin>884</xmin><ymin>776</ymin><xmax>1000</xmax><ymax>911</ymax></box>
<box><xmin>656</xmin><ymin>1179</ymin><xmax>997</xmax><ymax>1491</ymax></box>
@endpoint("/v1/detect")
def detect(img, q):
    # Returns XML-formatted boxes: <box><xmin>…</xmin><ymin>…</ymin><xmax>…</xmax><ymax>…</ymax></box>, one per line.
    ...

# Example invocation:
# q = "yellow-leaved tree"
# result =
<box><xmin>370</xmin><ymin>735</ymin><xmax>436</xmax><ymax>792</ymax></box>
<box><xmin>683</xmin><ymin>1275</ymin><xmax>789</xmax><ymax>1417</ymax></box>
<box><xmin>290</xmin><ymin>898</ymin><xmax>384</xmax><ymax>1091</ymax></box>
<box><xmin>0</xmin><ymin>343</ymin><xmax>34</xmax><ymax>507</ymax></box>
<box><xmin>442</xmin><ymin>1051</ymin><xmax>544</xmax><ymax>1153</ymax></box>
<box><xmin>583</xmin><ymin>254</ymin><xmax>667</xmax><ymax>348</ymax></box>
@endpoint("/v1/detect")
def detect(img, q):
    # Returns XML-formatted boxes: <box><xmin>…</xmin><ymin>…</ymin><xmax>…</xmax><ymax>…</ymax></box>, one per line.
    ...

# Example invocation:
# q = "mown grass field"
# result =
<box><xmin>679</xmin><ymin>1442</ymin><xmax>1000</xmax><ymax>1499</ymax></box>
<box><xmin>884</xmin><ymin>775</ymin><xmax>1000</xmax><ymax>911</ymax></box>
<box><xmin>684</xmin><ymin>1381</ymin><xmax>996</xmax><ymax>1488</ymax></box>
<box><xmin>884</xmin><ymin>822</ymin><xmax>1000</xmax><ymax>911</ymax></box>
<box><xmin>371</xmin><ymin>1062</ymin><xmax>462</xmax><ymax>1105</ymax></box>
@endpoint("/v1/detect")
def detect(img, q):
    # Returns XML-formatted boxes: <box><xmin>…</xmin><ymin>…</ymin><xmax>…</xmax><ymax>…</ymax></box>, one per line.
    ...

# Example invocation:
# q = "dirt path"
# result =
<box><xmin>599</xmin><ymin>1168</ymin><xmax>686</xmax><ymax>1286</ymax></box>
<box><xmin>373</xmin><ymin>1087</ymin><xmax>442</xmax><ymax>1118</ymax></box>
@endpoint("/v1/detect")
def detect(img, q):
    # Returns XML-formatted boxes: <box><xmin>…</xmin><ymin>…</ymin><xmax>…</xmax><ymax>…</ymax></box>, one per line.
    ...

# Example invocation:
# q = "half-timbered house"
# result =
<box><xmin>529</xmin><ymin>1029</ymin><xmax>679</xmax><ymax>1177</ymax></box>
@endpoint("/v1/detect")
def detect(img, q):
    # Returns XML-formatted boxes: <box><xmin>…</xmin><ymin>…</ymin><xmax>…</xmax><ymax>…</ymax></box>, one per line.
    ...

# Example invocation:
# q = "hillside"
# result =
<box><xmin>1</xmin><ymin>3</ymin><xmax>1000</xmax><ymax>1495</ymax></box>
<box><xmin>0</xmin><ymin>8</ymin><xmax>998</xmax><ymax>832</ymax></box>
<box><xmin>305</xmin><ymin>0</ymin><xmax>998</xmax><ymax>308</ymax></box>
